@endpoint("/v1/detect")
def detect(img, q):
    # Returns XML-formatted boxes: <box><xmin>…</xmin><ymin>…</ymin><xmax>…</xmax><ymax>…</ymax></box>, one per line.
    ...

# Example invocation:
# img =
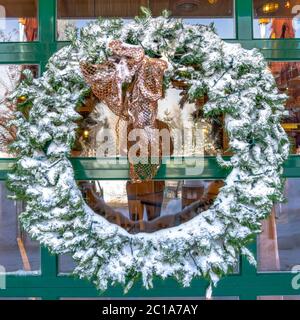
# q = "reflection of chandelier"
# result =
<box><xmin>262</xmin><ymin>2</ymin><xmax>279</xmax><ymax>14</ymax></box>
<box><xmin>174</xmin><ymin>0</ymin><xmax>219</xmax><ymax>13</ymax></box>
<box><xmin>285</xmin><ymin>1</ymin><xmax>291</xmax><ymax>9</ymax></box>
<box><xmin>259</xmin><ymin>18</ymin><xmax>271</xmax><ymax>24</ymax></box>
<box><xmin>175</xmin><ymin>1</ymin><xmax>199</xmax><ymax>11</ymax></box>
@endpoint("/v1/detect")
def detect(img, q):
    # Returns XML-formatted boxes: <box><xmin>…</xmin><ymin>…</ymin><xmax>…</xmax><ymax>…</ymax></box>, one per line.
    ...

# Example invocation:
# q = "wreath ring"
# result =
<box><xmin>8</xmin><ymin>11</ymin><xmax>289</xmax><ymax>297</ymax></box>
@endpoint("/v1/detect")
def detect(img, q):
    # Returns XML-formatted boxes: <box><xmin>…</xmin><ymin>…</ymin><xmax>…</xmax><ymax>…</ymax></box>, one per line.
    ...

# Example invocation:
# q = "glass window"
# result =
<box><xmin>0</xmin><ymin>0</ymin><xmax>38</xmax><ymax>42</ymax></box>
<box><xmin>258</xmin><ymin>178</ymin><xmax>300</xmax><ymax>272</ymax></box>
<box><xmin>73</xmin><ymin>89</ymin><xmax>224</xmax><ymax>158</ymax></box>
<box><xmin>59</xmin><ymin>254</ymin><xmax>76</xmax><ymax>274</ymax></box>
<box><xmin>57</xmin><ymin>0</ymin><xmax>235</xmax><ymax>40</ymax></box>
<box><xmin>253</xmin><ymin>0</ymin><xmax>300</xmax><ymax>39</ymax></box>
<box><xmin>268</xmin><ymin>61</ymin><xmax>300</xmax><ymax>154</ymax></box>
<box><xmin>0</xmin><ymin>64</ymin><xmax>39</xmax><ymax>158</ymax></box>
<box><xmin>57</xmin><ymin>0</ymin><xmax>148</xmax><ymax>41</ymax></box>
<box><xmin>59</xmin><ymin>178</ymin><xmax>233</xmax><ymax>274</ymax></box>
<box><xmin>0</xmin><ymin>182</ymin><xmax>40</xmax><ymax>273</ymax></box>
<box><xmin>80</xmin><ymin>179</ymin><xmax>223</xmax><ymax>233</ymax></box>
<box><xmin>58</xmin><ymin>2</ymin><xmax>230</xmax><ymax>160</ymax></box>
<box><xmin>150</xmin><ymin>0</ymin><xmax>235</xmax><ymax>38</ymax></box>
<box><xmin>59</xmin><ymin>179</ymin><xmax>229</xmax><ymax>272</ymax></box>
<box><xmin>60</xmin><ymin>177</ymin><xmax>239</xmax><ymax>273</ymax></box>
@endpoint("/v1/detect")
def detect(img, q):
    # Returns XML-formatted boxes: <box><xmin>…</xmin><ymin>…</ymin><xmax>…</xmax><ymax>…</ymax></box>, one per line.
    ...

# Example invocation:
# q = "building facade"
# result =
<box><xmin>0</xmin><ymin>0</ymin><xmax>300</xmax><ymax>300</ymax></box>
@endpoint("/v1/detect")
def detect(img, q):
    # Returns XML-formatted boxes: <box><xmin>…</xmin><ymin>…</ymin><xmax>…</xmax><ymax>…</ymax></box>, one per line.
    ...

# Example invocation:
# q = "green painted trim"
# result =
<box><xmin>1</xmin><ymin>156</ymin><xmax>300</xmax><ymax>180</ymax></box>
<box><xmin>70</xmin><ymin>156</ymin><xmax>231</xmax><ymax>180</ymax></box>
<box><xmin>1</xmin><ymin>254</ymin><xmax>299</xmax><ymax>298</ymax></box>
<box><xmin>39</xmin><ymin>0</ymin><xmax>56</xmax><ymax>44</ymax></box>
<box><xmin>236</xmin><ymin>0</ymin><xmax>253</xmax><ymax>40</ymax></box>
<box><xmin>41</xmin><ymin>247</ymin><xmax>58</xmax><ymax>278</ymax></box>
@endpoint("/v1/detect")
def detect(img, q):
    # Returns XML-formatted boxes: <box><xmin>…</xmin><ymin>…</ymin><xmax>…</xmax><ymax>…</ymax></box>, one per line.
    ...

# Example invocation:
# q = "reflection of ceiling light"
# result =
<box><xmin>176</xmin><ymin>1</ymin><xmax>198</xmax><ymax>11</ymax></box>
<box><xmin>262</xmin><ymin>2</ymin><xmax>279</xmax><ymax>14</ymax></box>
<box><xmin>259</xmin><ymin>18</ymin><xmax>271</xmax><ymax>25</ymax></box>
<box><xmin>285</xmin><ymin>1</ymin><xmax>291</xmax><ymax>9</ymax></box>
<box><xmin>83</xmin><ymin>130</ymin><xmax>89</xmax><ymax>139</ymax></box>
<box><xmin>208</xmin><ymin>0</ymin><xmax>218</xmax><ymax>4</ymax></box>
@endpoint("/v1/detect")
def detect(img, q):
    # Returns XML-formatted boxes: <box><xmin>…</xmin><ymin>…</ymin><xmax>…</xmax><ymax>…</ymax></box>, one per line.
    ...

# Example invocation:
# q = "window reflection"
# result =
<box><xmin>57</xmin><ymin>0</ymin><xmax>235</xmax><ymax>40</ymax></box>
<box><xmin>0</xmin><ymin>0</ymin><xmax>38</xmax><ymax>42</ymax></box>
<box><xmin>253</xmin><ymin>0</ymin><xmax>300</xmax><ymax>39</ymax></box>
<box><xmin>79</xmin><ymin>179</ymin><xmax>223</xmax><ymax>234</ymax></box>
<box><xmin>268</xmin><ymin>61</ymin><xmax>300</xmax><ymax>154</ymax></box>
<box><xmin>59</xmin><ymin>179</ymin><xmax>225</xmax><ymax>273</ymax></box>
<box><xmin>151</xmin><ymin>0</ymin><xmax>235</xmax><ymax>38</ymax></box>
<box><xmin>72</xmin><ymin>89</ymin><xmax>224</xmax><ymax>157</ymax></box>
<box><xmin>258</xmin><ymin>178</ymin><xmax>300</xmax><ymax>271</ymax></box>
<box><xmin>74</xmin><ymin>178</ymin><xmax>240</xmax><ymax>273</ymax></box>
<box><xmin>0</xmin><ymin>182</ymin><xmax>40</xmax><ymax>272</ymax></box>
<box><xmin>59</xmin><ymin>254</ymin><xmax>76</xmax><ymax>274</ymax></box>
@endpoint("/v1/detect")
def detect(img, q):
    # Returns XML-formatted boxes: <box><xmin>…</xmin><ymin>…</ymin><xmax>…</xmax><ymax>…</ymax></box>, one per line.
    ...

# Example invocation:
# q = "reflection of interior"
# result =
<box><xmin>57</xmin><ymin>0</ymin><xmax>235</xmax><ymax>40</ymax></box>
<box><xmin>150</xmin><ymin>0</ymin><xmax>233</xmax><ymax>17</ymax></box>
<box><xmin>259</xmin><ymin>208</ymin><xmax>280</xmax><ymax>271</ymax></box>
<box><xmin>259</xmin><ymin>179</ymin><xmax>300</xmax><ymax>272</ymax></box>
<box><xmin>0</xmin><ymin>182</ymin><xmax>39</xmax><ymax>272</ymax></box>
<box><xmin>269</xmin><ymin>62</ymin><xmax>300</xmax><ymax>153</ymax></box>
<box><xmin>79</xmin><ymin>180</ymin><xmax>224</xmax><ymax>233</ymax></box>
<box><xmin>58</xmin><ymin>0</ymin><xmax>146</xmax><ymax>18</ymax></box>
<box><xmin>1</xmin><ymin>0</ymin><xmax>37</xmax><ymax>17</ymax></box>
<box><xmin>0</xmin><ymin>0</ymin><xmax>38</xmax><ymax>41</ymax></box>
<box><xmin>57</xmin><ymin>0</ymin><xmax>233</xmax><ymax>18</ymax></box>
<box><xmin>73</xmin><ymin>90</ymin><xmax>224</xmax><ymax>157</ymax></box>
<box><xmin>254</xmin><ymin>0</ymin><xmax>300</xmax><ymax>39</ymax></box>
<box><xmin>0</xmin><ymin>65</ymin><xmax>40</xmax><ymax>270</ymax></box>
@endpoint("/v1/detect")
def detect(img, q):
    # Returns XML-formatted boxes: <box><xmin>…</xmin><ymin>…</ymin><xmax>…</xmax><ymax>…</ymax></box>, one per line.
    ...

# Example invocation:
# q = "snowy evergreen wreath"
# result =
<box><xmin>7</xmin><ymin>10</ymin><xmax>289</xmax><ymax>297</ymax></box>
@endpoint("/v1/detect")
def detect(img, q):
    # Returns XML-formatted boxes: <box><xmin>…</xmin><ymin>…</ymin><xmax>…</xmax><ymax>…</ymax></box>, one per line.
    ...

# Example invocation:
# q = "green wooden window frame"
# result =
<box><xmin>0</xmin><ymin>0</ymin><xmax>300</xmax><ymax>300</ymax></box>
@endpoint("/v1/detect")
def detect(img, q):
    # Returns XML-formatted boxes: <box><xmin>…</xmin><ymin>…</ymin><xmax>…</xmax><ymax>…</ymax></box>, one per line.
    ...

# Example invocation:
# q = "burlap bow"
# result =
<box><xmin>80</xmin><ymin>40</ymin><xmax>170</xmax><ymax>181</ymax></box>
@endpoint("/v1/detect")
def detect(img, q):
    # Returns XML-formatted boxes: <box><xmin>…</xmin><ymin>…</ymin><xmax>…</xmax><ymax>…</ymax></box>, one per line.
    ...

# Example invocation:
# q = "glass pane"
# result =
<box><xmin>59</xmin><ymin>179</ymin><xmax>223</xmax><ymax>272</ymax></box>
<box><xmin>60</xmin><ymin>179</ymin><xmax>239</xmax><ymax>274</ymax></box>
<box><xmin>57</xmin><ymin>0</ymin><xmax>235</xmax><ymax>40</ymax></box>
<box><xmin>0</xmin><ymin>182</ymin><xmax>40</xmax><ymax>273</ymax></box>
<box><xmin>0</xmin><ymin>64</ymin><xmax>39</xmax><ymax>158</ymax></box>
<box><xmin>0</xmin><ymin>0</ymin><xmax>38</xmax><ymax>42</ymax></box>
<box><xmin>72</xmin><ymin>89</ymin><xmax>224</xmax><ymax>158</ymax></box>
<box><xmin>253</xmin><ymin>0</ymin><xmax>300</xmax><ymax>39</ymax></box>
<box><xmin>258</xmin><ymin>178</ymin><xmax>300</xmax><ymax>272</ymax></box>
<box><xmin>150</xmin><ymin>0</ymin><xmax>235</xmax><ymax>38</ymax></box>
<box><xmin>80</xmin><ymin>179</ymin><xmax>223</xmax><ymax>233</ymax></box>
<box><xmin>59</xmin><ymin>254</ymin><xmax>76</xmax><ymax>274</ymax></box>
<box><xmin>268</xmin><ymin>61</ymin><xmax>300</xmax><ymax>154</ymax></box>
<box><xmin>57</xmin><ymin>0</ymin><xmax>148</xmax><ymax>40</ymax></box>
